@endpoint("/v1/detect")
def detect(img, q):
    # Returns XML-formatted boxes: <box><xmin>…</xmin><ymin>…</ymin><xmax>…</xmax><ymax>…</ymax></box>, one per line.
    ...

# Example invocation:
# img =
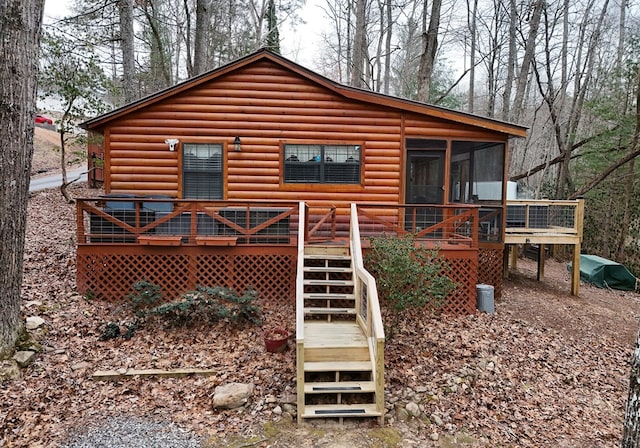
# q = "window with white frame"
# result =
<box><xmin>283</xmin><ymin>144</ymin><xmax>361</xmax><ymax>184</ymax></box>
<box><xmin>182</xmin><ymin>143</ymin><xmax>223</xmax><ymax>199</ymax></box>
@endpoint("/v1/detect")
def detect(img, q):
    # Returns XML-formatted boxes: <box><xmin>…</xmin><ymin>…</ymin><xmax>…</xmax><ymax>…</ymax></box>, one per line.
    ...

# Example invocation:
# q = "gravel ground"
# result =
<box><xmin>59</xmin><ymin>417</ymin><xmax>204</xmax><ymax>448</ymax></box>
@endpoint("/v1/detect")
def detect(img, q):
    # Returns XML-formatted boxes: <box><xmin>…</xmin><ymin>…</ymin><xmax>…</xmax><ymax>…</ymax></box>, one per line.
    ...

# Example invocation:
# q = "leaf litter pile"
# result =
<box><xmin>1</xmin><ymin>184</ymin><xmax>637</xmax><ymax>447</ymax></box>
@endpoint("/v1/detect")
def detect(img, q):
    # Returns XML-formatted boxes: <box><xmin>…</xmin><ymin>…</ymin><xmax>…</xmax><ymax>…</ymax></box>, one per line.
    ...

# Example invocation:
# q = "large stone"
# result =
<box><xmin>0</xmin><ymin>360</ymin><xmax>21</xmax><ymax>381</ymax></box>
<box><xmin>25</xmin><ymin>316</ymin><xmax>45</xmax><ymax>330</ymax></box>
<box><xmin>213</xmin><ymin>382</ymin><xmax>254</xmax><ymax>409</ymax></box>
<box><xmin>406</xmin><ymin>401</ymin><xmax>421</xmax><ymax>417</ymax></box>
<box><xmin>13</xmin><ymin>351</ymin><xmax>36</xmax><ymax>368</ymax></box>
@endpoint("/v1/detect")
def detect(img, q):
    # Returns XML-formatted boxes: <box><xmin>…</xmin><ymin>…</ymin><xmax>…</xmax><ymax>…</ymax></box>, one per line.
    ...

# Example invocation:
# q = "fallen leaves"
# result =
<box><xmin>0</xmin><ymin>184</ymin><xmax>636</xmax><ymax>447</ymax></box>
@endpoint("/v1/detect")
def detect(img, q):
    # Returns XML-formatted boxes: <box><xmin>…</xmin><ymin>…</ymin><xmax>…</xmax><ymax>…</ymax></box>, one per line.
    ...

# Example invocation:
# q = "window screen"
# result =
<box><xmin>183</xmin><ymin>143</ymin><xmax>223</xmax><ymax>199</ymax></box>
<box><xmin>283</xmin><ymin>144</ymin><xmax>361</xmax><ymax>184</ymax></box>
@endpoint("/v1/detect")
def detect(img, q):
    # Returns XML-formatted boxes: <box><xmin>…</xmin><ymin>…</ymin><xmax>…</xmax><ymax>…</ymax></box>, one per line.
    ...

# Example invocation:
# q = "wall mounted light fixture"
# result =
<box><xmin>234</xmin><ymin>136</ymin><xmax>241</xmax><ymax>152</ymax></box>
<box><xmin>165</xmin><ymin>138</ymin><xmax>179</xmax><ymax>151</ymax></box>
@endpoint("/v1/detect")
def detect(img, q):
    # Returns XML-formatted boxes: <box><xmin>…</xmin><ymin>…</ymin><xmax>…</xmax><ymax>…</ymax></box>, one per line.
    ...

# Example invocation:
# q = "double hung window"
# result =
<box><xmin>182</xmin><ymin>143</ymin><xmax>223</xmax><ymax>199</ymax></box>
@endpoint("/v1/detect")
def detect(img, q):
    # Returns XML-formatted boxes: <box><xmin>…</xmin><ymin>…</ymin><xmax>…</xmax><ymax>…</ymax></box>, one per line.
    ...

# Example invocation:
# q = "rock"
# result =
<box><xmin>71</xmin><ymin>361</ymin><xmax>92</xmax><ymax>371</ymax></box>
<box><xmin>265</xmin><ymin>394</ymin><xmax>277</xmax><ymax>404</ymax></box>
<box><xmin>281</xmin><ymin>393</ymin><xmax>297</xmax><ymax>404</ymax></box>
<box><xmin>273</xmin><ymin>405</ymin><xmax>282</xmax><ymax>414</ymax></box>
<box><xmin>13</xmin><ymin>351</ymin><xmax>36</xmax><ymax>368</ymax></box>
<box><xmin>23</xmin><ymin>300</ymin><xmax>42</xmax><ymax>308</ymax></box>
<box><xmin>282</xmin><ymin>403</ymin><xmax>296</xmax><ymax>414</ymax></box>
<box><xmin>281</xmin><ymin>412</ymin><xmax>294</xmax><ymax>422</ymax></box>
<box><xmin>213</xmin><ymin>382</ymin><xmax>254</xmax><ymax>409</ymax></box>
<box><xmin>431</xmin><ymin>413</ymin><xmax>443</xmax><ymax>426</ymax></box>
<box><xmin>25</xmin><ymin>316</ymin><xmax>45</xmax><ymax>330</ymax></box>
<box><xmin>396</xmin><ymin>406</ymin><xmax>410</xmax><ymax>422</ymax></box>
<box><xmin>406</xmin><ymin>401</ymin><xmax>421</xmax><ymax>417</ymax></box>
<box><xmin>430</xmin><ymin>432</ymin><xmax>439</xmax><ymax>441</ymax></box>
<box><xmin>0</xmin><ymin>360</ymin><xmax>20</xmax><ymax>381</ymax></box>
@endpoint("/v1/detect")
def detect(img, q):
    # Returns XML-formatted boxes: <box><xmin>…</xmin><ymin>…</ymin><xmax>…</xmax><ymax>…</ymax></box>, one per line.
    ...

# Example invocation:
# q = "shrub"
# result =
<box><xmin>144</xmin><ymin>285</ymin><xmax>262</xmax><ymax>326</ymax></box>
<box><xmin>128</xmin><ymin>280</ymin><xmax>163</xmax><ymax>312</ymax></box>
<box><xmin>365</xmin><ymin>234</ymin><xmax>456</xmax><ymax>338</ymax></box>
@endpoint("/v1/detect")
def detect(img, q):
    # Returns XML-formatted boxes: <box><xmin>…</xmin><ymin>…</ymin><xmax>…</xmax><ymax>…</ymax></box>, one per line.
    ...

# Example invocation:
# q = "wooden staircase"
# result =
<box><xmin>296</xmin><ymin>244</ymin><xmax>383</xmax><ymax>422</ymax></box>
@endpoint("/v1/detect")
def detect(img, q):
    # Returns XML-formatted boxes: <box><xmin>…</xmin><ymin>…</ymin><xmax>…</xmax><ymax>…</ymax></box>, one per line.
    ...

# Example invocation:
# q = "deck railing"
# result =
<box><xmin>356</xmin><ymin>203</ymin><xmax>480</xmax><ymax>248</ymax></box>
<box><xmin>304</xmin><ymin>205</ymin><xmax>338</xmax><ymax>242</ymax></box>
<box><xmin>350</xmin><ymin>203</ymin><xmax>385</xmax><ymax>421</ymax></box>
<box><xmin>76</xmin><ymin>197</ymin><xmax>299</xmax><ymax>246</ymax></box>
<box><xmin>506</xmin><ymin>199</ymin><xmax>584</xmax><ymax>236</ymax></box>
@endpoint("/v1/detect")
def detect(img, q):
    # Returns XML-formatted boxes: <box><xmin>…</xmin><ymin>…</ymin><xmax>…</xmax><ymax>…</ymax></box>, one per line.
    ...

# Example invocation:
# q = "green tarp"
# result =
<box><xmin>569</xmin><ymin>254</ymin><xmax>638</xmax><ymax>291</ymax></box>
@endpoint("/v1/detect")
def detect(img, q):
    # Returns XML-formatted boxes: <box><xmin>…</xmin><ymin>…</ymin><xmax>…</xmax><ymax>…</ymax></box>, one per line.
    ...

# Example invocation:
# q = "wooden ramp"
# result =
<box><xmin>296</xmin><ymin>244</ymin><xmax>383</xmax><ymax>422</ymax></box>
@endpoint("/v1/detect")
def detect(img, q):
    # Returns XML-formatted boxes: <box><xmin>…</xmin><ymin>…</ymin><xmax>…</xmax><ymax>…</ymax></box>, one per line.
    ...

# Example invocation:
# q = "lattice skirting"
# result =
<box><xmin>440</xmin><ymin>250</ymin><xmax>478</xmax><ymax>315</ymax></box>
<box><xmin>76</xmin><ymin>246</ymin><xmax>296</xmax><ymax>310</ymax></box>
<box><xmin>77</xmin><ymin>245</ymin><xmax>487</xmax><ymax>316</ymax></box>
<box><xmin>478</xmin><ymin>247</ymin><xmax>504</xmax><ymax>298</ymax></box>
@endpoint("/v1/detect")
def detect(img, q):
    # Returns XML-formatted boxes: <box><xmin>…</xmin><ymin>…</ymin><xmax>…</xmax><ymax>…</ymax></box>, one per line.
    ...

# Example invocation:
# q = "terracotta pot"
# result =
<box><xmin>264</xmin><ymin>328</ymin><xmax>289</xmax><ymax>353</ymax></box>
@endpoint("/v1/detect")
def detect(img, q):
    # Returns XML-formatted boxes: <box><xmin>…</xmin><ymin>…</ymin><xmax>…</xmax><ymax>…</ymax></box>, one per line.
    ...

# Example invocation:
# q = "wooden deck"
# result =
<box><xmin>504</xmin><ymin>199</ymin><xmax>584</xmax><ymax>295</ymax></box>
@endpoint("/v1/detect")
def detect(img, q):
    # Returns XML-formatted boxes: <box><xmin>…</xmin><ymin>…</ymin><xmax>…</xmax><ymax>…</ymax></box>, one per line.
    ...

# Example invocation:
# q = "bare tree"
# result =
<box><xmin>193</xmin><ymin>0</ymin><xmax>211</xmax><ymax>74</ymax></box>
<box><xmin>0</xmin><ymin>0</ymin><xmax>45</xmax><ymax>357</ymax></box>
<box><xmin>416</xmin><ymin>0</ymin><xmax>442</xmax><ymax>102</ymax></box>
<box><xmin>118</xmin><ymin>0</ymin><xmax>137</xmax><ymax>102</ymax></box>
<box><xmin>350</xmin><ymin>0</ymin><xmax>367</xmax><ymax>88</ymax></box>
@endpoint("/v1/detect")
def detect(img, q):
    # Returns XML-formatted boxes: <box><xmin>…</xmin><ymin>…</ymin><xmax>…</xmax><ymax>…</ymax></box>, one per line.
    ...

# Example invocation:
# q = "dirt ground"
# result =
<box><xmin>1</xmin><ymin>134</ymin><xmax>637</xmax><ymax>447</ymax></box>
<box><xmin>31</xmin><ymin>125</ymin><xmax>84</xmax><ymax>177</ymax></box>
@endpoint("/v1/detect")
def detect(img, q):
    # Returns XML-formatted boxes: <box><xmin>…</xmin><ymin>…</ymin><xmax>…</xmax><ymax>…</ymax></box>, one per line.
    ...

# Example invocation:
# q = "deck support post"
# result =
<box><xmin>571</xmin><ymin>242</ymin><xmax>581</xmax><ymax>296</ymax></box>
<box><xmin>510</xmin><ymin>244</ymin><xmax>518</xmax><ymax>271</ymax></box>
<box><xmin>502</xmin><ymin>245</ymin><xmax>510</xmax><ymax>279</ymax></box>
<box><xmin>537</xmin><ymin>244</ymin><xmax>545</xmax><ymax>281</ymax></box>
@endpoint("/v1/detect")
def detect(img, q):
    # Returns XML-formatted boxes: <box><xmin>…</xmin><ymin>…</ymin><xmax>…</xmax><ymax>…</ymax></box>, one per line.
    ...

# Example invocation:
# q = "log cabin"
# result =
<box><xmin>77</xmin><ymin>48</ymin><xmax>535</xmax><ymax>422</ymax></box>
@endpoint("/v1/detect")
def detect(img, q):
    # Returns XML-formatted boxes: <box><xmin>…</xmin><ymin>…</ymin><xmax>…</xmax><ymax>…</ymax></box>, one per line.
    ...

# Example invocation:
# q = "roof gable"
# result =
<box><xmin>82</xmin><ymin>49</ymin><xmax>527</xmax><ymax>138</ymax></box>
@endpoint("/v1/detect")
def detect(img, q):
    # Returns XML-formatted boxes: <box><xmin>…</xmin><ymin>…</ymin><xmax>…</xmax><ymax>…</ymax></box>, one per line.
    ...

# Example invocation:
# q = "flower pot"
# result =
<box><xmin>264</xmin><ymin>328</ymin><xmax>289</xmax><ymax>353</ymax></box>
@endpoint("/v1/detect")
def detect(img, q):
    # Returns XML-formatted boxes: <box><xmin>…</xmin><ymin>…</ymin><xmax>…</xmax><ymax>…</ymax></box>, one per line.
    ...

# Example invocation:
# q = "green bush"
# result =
<box><xmin>128</xmin><ymin>280</ymin><xmax>163</xmax><ymax>312</ymax></box>
<box><xmin>365</xmin><ymin>234</ymin><xmax>456</xmax><ymax>338</ymax></box>
<box><xmin>144</xmin><ymin>285</ymin><xmax>262</xmax><ymax>326</ymax></box>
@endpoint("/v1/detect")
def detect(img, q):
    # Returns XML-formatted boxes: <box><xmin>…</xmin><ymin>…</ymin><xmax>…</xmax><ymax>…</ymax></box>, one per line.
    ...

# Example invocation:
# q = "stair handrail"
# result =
<box><xmin>296</xmin><ymin>201</ymin><xmax>306</xmax><ymax>342</ymax></box>
<box><xmin>350</xmin><ymin>203</ymin><xmax>385</xmax><ymax>422</ymax></box>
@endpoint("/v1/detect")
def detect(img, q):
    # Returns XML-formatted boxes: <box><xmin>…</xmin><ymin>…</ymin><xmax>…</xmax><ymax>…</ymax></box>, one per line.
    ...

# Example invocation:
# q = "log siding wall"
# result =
<box><xmin>103</xmin><ymin>60</ymin><xmax>509</xmax><ymax>215</ymax></box>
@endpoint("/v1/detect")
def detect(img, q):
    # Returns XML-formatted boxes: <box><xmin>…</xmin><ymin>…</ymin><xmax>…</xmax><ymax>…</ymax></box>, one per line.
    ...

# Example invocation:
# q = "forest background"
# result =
<box><xmin>40</xmin><ymin>0</ymin><xmax>640</xmax><ymax>274</ymax></box>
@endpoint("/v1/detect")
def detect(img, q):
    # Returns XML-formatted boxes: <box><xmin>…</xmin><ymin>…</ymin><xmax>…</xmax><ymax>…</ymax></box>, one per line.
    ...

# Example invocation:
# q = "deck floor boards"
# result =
<box><xmin>304</xmin><ymin>321</ymin><xmax>367</xmax><ymax>349</ymax></box>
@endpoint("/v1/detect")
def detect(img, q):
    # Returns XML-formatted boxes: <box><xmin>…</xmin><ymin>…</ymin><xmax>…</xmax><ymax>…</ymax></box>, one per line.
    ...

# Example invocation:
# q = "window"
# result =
<box><xmin>182</xmin><ymin>143</ymin><xmax>223</xmax><ymax>199</ymax></box>
<box><xmin>449</xmin><ymin>141</ymin><xmax>505</xmax><ymax>203</ymax></box>
<box><xmin>283</xmin><ymin>144</ymin><xmax>361</xmax><ymax>184</ymax></box>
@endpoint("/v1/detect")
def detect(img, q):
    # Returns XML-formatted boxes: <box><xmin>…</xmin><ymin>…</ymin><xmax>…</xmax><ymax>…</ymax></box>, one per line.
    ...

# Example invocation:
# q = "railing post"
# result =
<box><xmin>76</xmin><ymin>200</ymin><xmax>86</xmax><ymax>244</ymax></box>
<box><xmin>303</xmin><ymin>204</ymin><xmax>309</xmax><ymax>244</ymax></box>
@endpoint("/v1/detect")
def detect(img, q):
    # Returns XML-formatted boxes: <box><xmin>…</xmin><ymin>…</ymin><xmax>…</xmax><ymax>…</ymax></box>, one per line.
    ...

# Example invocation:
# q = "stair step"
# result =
<box><xmin>301</xmin><ymin>404</ymin><xmax>381</xmax><ymax>418</ymax></box>
<box><xmin>304</xmin><ymin>381</ymin><xmax>375</xmax><ymax>394</ymax></box>
<box><xmin>304</xmin><ymin>279</ymin><xmax>354</xmax><ymax>286</ymax></box>
<box><xmin>304</xmin><ymin>361</ymin><xmax>372</xmax><ymax>372</ymax></box>
<box><xmin>304</xmin><ymin>254</ymin><xmax>351</xmax><ymax>261</ymax></box>
<box><xmin>304</xmin><ymin>307</ymin><xmax>356</xmax><ymax>315</ymax></box>
<box><xmin>303</xmin><ymin>293</ymin><xmax>355</xmax><ymax>300</ymax></box>
<box><xmin>303</xmin><ymin>266</ymin><xmax>352</xmax><ymax>273</ymax></box>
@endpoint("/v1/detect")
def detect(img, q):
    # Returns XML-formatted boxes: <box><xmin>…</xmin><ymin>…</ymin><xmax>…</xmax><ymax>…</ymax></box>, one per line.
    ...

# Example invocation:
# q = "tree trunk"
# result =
<box><xmin>416</xmin><ymin>0</ymin><xmax>442</xmax><ymax>102</ymax></box>
<box><xmin>623</xmin><ymin>325</ymin><xmax>640</xmax><ymax>447</ymax></box>
<box><xmin>501</xmin><ymin>0</ymin><xmax>517</xmax><ymax>121</ymax></box>
<box><xmin>118</xmin><ymin>0</ymin><xmax>136</xmax><ymax>103</ymax></box>
<box><xmin>0</xmin><ymin>0</ymin><xmax>44</xmax><ymax>357</ymax></box>
<box><xmin>193</xmin><ymin>0</ymin><xmax>210</xmax><ymax>75</ymax></box>
<box><xmin>350</xmin><ymin>0</ymin><xmax>367</xmax><ymax>88</ymax></box>
<box><xmin>467</xmin><ymin>0</ymin><xmax>477</xmax><ymax>113</ymax></box>
<box><xmin>511</xmin><ymin>0</ymin><xmax>543</xmax><ymax>122</ymax></box>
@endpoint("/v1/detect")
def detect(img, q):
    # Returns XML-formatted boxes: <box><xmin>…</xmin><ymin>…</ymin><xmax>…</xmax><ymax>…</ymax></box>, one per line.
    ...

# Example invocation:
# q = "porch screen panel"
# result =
<box><xmin>284</xmin><ymin>144</ymin><xmax>360</xmax><ymax>184</ymax></box>
<box><xmin>183</xmin><ymin>143</ymin><xmax>223</xmax><ymax>199</ymax></box>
